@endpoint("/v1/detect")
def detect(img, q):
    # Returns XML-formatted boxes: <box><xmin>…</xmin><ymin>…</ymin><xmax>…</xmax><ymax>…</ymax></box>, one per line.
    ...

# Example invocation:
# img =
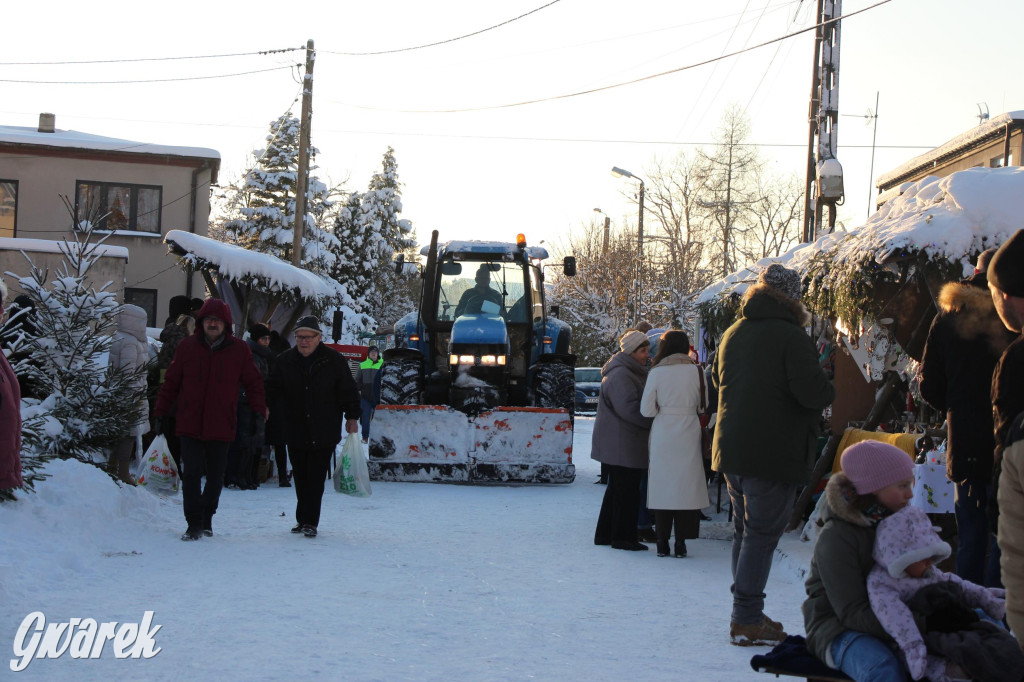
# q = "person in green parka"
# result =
<box><xmin>357</xmin><ymin>346</ymin><xmax>383</xmax><ymax>444</ymax></box>
<box><xmin>711</xmin><ymin>263</ymin><xmax>835</xmax><ymax>646</ymax></box>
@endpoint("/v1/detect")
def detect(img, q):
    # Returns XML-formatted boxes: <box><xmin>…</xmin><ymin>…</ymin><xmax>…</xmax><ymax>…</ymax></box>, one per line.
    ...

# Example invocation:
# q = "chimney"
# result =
<box><xmin>38</xmin><ymin>113</ymin><xmax>55</xmax><ymax>133</ymax></box>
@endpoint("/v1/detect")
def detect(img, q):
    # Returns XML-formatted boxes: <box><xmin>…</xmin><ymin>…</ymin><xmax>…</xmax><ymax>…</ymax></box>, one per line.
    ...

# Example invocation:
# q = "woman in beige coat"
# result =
<box><xmin>640</xmin><ymin>330</ymin><xmax>709</xmax><ymax>557</ymax></box>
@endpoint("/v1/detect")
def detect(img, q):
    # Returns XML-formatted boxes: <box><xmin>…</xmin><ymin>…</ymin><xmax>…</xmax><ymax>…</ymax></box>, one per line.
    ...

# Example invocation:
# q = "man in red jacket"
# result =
<box><xmin>154</xmin><ymin>298</ymin><xmax>267</xmax><ymax>541</ymax></box>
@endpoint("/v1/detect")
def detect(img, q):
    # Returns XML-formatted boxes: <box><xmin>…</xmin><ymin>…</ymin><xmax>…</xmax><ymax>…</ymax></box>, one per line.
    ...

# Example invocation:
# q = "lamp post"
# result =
<box><xmin>593</xmin><ymin>208</ymin><xmax>611</xmax><ymax>254</ymax></box>
<box><xmin>611</xmin><ymin>166</ymin><xmax>645</xmax><ymax>322</ymax></box>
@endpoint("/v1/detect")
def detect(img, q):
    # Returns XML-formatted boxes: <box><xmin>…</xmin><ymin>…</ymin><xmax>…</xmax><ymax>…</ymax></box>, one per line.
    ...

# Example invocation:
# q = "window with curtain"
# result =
<box><xmin>75</xmin><ymin>181</ymin><xmax>162</xmax><ymax>233</ymax></box>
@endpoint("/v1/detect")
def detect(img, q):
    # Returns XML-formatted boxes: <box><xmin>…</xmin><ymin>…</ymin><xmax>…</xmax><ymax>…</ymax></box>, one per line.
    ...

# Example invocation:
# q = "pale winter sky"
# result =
<box><xmin>2</xmin><ymin>0</ymin><xmax>1021</xmax><ymax>255</ymax></box>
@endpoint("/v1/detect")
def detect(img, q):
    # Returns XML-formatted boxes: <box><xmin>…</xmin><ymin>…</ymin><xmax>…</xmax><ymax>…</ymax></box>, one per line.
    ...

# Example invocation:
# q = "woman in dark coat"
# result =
<box><xmin>591</xmin><ymin>330</ymin><xmax>654</xmax><ymax>551</ymax></box>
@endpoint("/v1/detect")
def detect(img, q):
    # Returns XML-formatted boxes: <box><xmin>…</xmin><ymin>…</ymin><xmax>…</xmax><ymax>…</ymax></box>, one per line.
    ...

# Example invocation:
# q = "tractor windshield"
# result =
<box><xmin>438</xmin><ymin>260</ymin><xmax>528</xmax><ymax>322</ymax></box>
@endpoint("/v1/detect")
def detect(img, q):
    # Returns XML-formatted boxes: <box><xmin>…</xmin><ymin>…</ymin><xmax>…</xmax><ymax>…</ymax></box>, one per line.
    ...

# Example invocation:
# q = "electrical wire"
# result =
<box><xmin>0</xmin><ymin>47</ymin><xmax>301</xmax><ymax>67</ymax></box>
<box><xmin>322</xmin><ymin>0</ymin><xmax>562</xmax><ymax>56</ymax></box>
<box><xmin>0</xmin><ymin>64</ymin><xmax>298</xmax><ymax>85</ymax></box>
<box><xmin>339</xmin><ymin>0</ymin><xmax>892</xmax><ymax>114</ymax></box>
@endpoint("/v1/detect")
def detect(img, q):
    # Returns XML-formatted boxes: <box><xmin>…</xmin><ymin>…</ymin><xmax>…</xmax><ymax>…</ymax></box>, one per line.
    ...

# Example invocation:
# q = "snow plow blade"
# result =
<box><xmin>368</xmin><ymin>405</ymin><xmax>575</xmax><ymax>484</ymax></box>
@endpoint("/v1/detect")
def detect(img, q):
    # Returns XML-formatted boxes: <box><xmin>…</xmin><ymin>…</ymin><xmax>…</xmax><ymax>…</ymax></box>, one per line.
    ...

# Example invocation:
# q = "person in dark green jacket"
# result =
<box><xmin>357</xmin><ymin>346</ymin><xmax>383</xmax><ymax>443</ymax></box>
<box><xmin>711</xmin><ymin>263</ymin><xmax>835</xmax><ymax>646</ymax></box>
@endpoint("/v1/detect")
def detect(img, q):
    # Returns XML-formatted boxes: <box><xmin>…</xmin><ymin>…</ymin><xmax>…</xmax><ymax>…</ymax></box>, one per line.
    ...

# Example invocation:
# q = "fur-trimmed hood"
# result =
<box><xmin>741</xmin><ymin>282</ymin><xmax>812</xmax><ymax>327</ymax></box>
<box><xmin>872</xmin><ymin>505</ymin><xmax>951</xmax><ymax>579</ymax></box>
<box><xmin>937</xmin><ymin>280</ymin><xmax>1013</xmax><ymax>356</ymax></box>
<box><xmin>650</xmin><ymin>352</ymin><xmax>694</xmax><ymax>369</ymax></box>
<box><xmin>822</xmin><ymin>472</ymin><xmax>876</xmax><ymax>528</ymax></box>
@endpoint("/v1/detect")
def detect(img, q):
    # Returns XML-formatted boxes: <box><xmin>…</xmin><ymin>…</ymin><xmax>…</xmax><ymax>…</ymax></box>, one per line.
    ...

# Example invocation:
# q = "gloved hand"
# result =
<box><xmin>154</xmin><ymin>415</ymin><xmax>168</xmax><ymax>437</ymax></box>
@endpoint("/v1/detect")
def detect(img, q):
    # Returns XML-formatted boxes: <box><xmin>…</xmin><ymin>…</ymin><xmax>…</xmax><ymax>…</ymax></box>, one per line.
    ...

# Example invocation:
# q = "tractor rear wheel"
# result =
<box><xmin>380</xmin><ymin>357</ymin><xmax>424</xmax><ymax>405</ymax></box>
<box><xmin>531</xmin><ymin>362</ymin><xmax>575</xmax><ymax>413</ymax></box>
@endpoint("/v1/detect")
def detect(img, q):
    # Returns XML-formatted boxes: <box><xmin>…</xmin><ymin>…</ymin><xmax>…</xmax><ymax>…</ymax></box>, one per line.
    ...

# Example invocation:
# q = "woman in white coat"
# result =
<box><xmin>108</xmin><ymin>304</ymin><xmax>152</xmax><ymax>484</ymax></box>
<box><xmin>640</xmin><ymin>330</ymin><xmax>709</xmax><ymax>557</ymax></box>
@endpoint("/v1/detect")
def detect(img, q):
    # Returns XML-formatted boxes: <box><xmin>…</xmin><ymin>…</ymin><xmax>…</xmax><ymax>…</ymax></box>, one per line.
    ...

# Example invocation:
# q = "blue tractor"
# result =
<box><xmin>368</xmin><ymin>231</ymin><xmax>577</xmax><ymax>484</ymax></box>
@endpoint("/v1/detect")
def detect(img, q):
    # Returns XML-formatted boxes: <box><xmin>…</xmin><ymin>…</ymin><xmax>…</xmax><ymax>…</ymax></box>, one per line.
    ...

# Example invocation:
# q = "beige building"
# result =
<box><xmin>0</xmin><ymin>113</ymin><xmax>220</xmax><ymax>327</ymax></box>
<box><xmin>876</xmin><ymin>110</ymin><xmax>1024</xmax><ymax>207</ymax></box>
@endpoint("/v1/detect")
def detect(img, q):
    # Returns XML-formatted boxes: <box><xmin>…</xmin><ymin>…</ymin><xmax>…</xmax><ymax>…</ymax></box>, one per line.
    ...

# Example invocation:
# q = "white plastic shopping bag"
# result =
<box><xmin>134</xmin><ymin>434</ymin><xmax>180</xmax><ymax>496</ymax></box>
<box><xmin>333</xmin><ymin>433</ymin><xmax>372</xmax><ymax>497</ymax></box>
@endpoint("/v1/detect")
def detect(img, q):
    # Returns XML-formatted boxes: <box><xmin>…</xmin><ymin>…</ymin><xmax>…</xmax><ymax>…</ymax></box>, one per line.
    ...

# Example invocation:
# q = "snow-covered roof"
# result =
<box><xmin>423</xmin><ymin>240</ymin><xmax>549</xmax><ymax>260</ymax></box>
<box><xmin>163</xmin><ymin>230</ymin><xmax>343</xmax><ymax>300</ymax></box>
<box><xmin>0</xmin><ymin>236</ymin><xmax>129</xmax><ymax>260</ymax></box>
<box><xmin>0</xmin><ymin>124</ymin><xmax>220</xmax><ymax>162</ymax></box>
<box><xmin>877</xmin><ymin>110</ymin><xmax>1024</xmax><ymax>187</ymax></box>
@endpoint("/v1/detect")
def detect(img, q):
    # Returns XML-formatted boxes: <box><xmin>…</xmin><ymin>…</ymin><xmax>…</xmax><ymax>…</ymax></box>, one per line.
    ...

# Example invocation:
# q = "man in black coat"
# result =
<box><xmin>266</xmin><ymin>316</ymin><xmax>361</xmax><ymax>538</ymax></box>
<box><xmin>920</xmin><ymin>248</ymin><xmax>1015</xmax><ymax>586</ymax></box>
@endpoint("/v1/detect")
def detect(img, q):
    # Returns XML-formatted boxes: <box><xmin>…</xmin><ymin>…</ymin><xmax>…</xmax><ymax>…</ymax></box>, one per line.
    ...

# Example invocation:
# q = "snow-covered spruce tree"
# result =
<box><xmin>328</xmin><ymin>191</ymin><xmax>373</xmax><ymax>317</ymax></box>
<box><xmin>355</xmin><ymin>147</ymin><xmax>417</xmax><ymax>325</ymax></box>
<box><xmin>12</xmin><ymin>206</ymin><xmax>150</xmax><ymax>471</ymax></box>
<box><xmin>219</xmin><ymin>113</ymin><xmax>340</xmax><ymax>274</ymax></box>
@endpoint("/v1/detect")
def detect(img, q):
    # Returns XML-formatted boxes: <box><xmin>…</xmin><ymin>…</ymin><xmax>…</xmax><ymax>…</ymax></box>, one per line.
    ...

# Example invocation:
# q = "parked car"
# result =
<box><xmin>574</xmin><ymin>367</ymin><xmax>601</xmax><ymax>414</ymax></box>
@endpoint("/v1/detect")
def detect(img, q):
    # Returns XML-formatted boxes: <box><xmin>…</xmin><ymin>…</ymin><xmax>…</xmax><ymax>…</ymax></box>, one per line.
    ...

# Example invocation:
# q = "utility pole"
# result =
<box><xmin>802</xmin><ymin>0</ymin><xmax>844</xmax><ymax>243</ymax></box>
<box><xmin>292</xmin><ymin>39</ymin><xmax>315</xmax><ymax>266</ymax></box>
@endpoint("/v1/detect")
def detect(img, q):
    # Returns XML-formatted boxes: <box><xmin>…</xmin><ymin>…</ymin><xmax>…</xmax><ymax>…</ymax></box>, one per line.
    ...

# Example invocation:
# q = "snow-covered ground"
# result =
<box><xmin>1</xmin><ymin>417</ymin><xmax>814</xmax><ymax>680</ymax></box>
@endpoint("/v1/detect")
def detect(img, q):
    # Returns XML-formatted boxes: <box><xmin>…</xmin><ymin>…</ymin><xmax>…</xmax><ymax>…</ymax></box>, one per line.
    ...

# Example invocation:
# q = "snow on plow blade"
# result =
<box><xmin>368</xmin><ymin>405</ymin><xmax>575</xmax><ymax>484</ymax></box>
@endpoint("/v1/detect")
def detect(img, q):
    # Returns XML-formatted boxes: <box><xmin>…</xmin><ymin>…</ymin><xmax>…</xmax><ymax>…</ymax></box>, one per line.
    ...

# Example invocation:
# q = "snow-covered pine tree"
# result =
<box><xmin>219</xmin><ymin>113</ymin><xmax>339</xmax><ymax>274</ymax></box>
<box><xmin>328</xmin><ymin>191</ymin><xmax>373</xmax><ymax>316</ymax></box>
<box><xmin>357</xmin><ymin>147</ymin><xmax>417</xmax><ymax>324</ymax></box>
<box><xmin>12</xmin><ymin>202</ymin><xmax>151</xmax><ymax>476</ymax></box>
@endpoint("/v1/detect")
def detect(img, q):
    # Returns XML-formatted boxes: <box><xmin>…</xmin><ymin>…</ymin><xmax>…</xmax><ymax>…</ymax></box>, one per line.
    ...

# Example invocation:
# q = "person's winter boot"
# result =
<box><xmin>279</xmin><ymin>472</ymin><xmax>291</xmax><ymax>488</ymax></box>
<box><xmin>301</xmin><ymin>525</ymin><xmax>317</xmax><ymax>538</ymax></box>
<box><xmin>290</xmin><ymin>524</ymin><xmax>304</xmax><ymax>533</ymax></box>
<box><xmin>181</xmin><ymin>527</ymin><xmax>202</xmax><ymax>541</ymax></box>
<box><xmin>674</xmin><ymin>540</ymin><xmax>687</xmax><ymax>558</ymax></box>
<box><xmin>202</xmin><ymin>515</ymin><xmax>213</xmax><ymax>537</ymax></box>
<box><xmin>656</xmin><ymin>540</ymin><xmax>670</xmax><ymax>557</ymax></box>
<box><xmin>637</xmin><ymin>527</ymin><xmax>658</xmax><ymax>543</ymax></box>
<box><xmin>116</xmin><ymin>458</ymin><xmax>136</xmax><ymax>486</ymax></box>
<box><xmin>729</xmin><ymin>617</ymin><xmax>787</xmax><ymax>646</ymax></box>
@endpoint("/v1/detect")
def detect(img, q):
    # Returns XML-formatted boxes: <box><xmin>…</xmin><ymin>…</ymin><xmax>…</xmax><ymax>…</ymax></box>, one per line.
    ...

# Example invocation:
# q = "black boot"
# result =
<box><xmin>656</xmin><ymin>541</ymin><xmax>670</xmax><ymax>557</ymax></box>
<box><xmin>279</xmin><ymin>472</ymin><xmax>291</xmax><ymax>487</ymax></box>
<box><xmin>674</xmin><ymin>540</ymin><xmax>687</xmax><ymax>558</ymax></box>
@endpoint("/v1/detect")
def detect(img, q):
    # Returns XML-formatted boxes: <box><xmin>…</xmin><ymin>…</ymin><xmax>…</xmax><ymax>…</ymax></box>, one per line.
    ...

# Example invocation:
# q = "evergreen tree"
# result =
<box><xmin>326</xmin><ymin>147</ymin><xmax>417</xmax><ymax>325</ymax></box>
<box><xmin>329</xmin><ymin>191</ymin><xmax>373</xmax><ymax>316</ymax></box>
<box><xmin>219</xmin><ymin>113</ymin><xmax>339</xmax><ymax>274</ymax></box>
<box><xmin>9</xmin><ymin>202</ymin><xmax>149</xmax><ymax>491</ymax></box>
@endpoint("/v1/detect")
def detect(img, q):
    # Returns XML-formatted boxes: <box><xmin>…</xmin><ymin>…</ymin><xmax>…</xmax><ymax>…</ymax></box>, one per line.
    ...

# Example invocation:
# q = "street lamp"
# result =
<box><xmin>611</xmin><ymin>166</ymin><xmax>645</xmax><ymax>322</ymax></box>
<box><xmin>593</xmin><ymin>208</ymin><xmax>611</xmax><ymax>254</ymax></box>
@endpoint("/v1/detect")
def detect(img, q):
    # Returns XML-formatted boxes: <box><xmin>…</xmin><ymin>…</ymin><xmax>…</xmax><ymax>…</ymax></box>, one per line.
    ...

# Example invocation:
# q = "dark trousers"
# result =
<box><xmin>654</xmin><ymin>509</ymin><xmax>700</xmax><ymax>543</ymax></box>
<box><xmin>955</xmin><ymin>479</ymin><xmax>1002</xmax><ymax>587</ymax></box>
<box><xmin>360</xmin><ymin>399</ymin><xmax>376</xmax><ymax>440</ymax></box>
<box><xmin>273</xmin><ymin>443</ymin><xmax>289</xmax><ymax>478</ymax></box>
<box><xmin>180</xmin><ymin>437</ymin><xmax>230</xmax><ymax>529</ymax></box>
<box><xmin>595</xmin><ymin>465</ymin><xmax>643</xmax><ymax>545</ymax></box>
<box><xmin>290</xmin><ymin>445</ymin><xmax>334</xmax><ymax>529</ymax></box>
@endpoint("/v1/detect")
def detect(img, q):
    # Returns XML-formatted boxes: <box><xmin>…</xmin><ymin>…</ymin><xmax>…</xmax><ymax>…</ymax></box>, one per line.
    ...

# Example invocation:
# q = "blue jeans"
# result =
<box><xmin>955</xmin><ymin>478</ymin><xmax>1002</xmax><ymax>587</ymax></box>
<box><xmin>830</xmin><ymin>631</ymin><xmax>908</xmax><ymax>682</ymax></box>
<box><xmin>359</xmin><ymin>399</ymin><xmax>376</xmax><ymax>440</ymax></box>
<box><xmin>724</xmin><ymin>474</ymin><xmax>798</xmax><ymax>624</ymax></box>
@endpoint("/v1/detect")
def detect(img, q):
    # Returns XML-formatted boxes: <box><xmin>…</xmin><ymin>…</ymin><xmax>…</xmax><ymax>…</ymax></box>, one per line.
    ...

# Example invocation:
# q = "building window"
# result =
<box><xmin>991</xmin><ymin>155</ymin><xmax>1006</xmax><ymax>168</ymax></box>
<box><xmin>0</xmin><ymin>179</ymin><xmax>16</xmax><ymax>238</ymax></box>
<box><xmin>124</xmin><ymin>288</ymin><xmax>158</xmax><ymax>328</ymax></box>
<box><xmin>75</xmin><ymin>181</ymin><xmax>162</xmax><ymax>234</ymax></box>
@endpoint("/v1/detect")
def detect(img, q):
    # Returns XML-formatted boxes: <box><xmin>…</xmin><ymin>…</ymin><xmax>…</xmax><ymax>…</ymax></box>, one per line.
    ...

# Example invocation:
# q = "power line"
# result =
<box><xmin>0</xmin><ymin>47</ymin><xmax>302</xmax><ymax>67</ymax></box>
<box><xmin>0</xmin><ymin>64</ymin><xmax>298</xmax><ymax>85</ymax></box>
<box><xmin>322</xmin><ymin>0</ymin><xmax>562</xmax><ymax>56</ymax></box>
<box><xmin>340</xmin><ymin>0</ymin><xmax>892</xmax><ymax>114</ymax></box>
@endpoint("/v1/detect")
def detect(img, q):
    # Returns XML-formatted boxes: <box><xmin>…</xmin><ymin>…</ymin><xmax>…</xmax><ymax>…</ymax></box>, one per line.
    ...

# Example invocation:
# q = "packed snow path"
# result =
<box><xmin>1</xmin><ymin>418</ymin><xmax>812</xmax><ymax>680</ymax></box>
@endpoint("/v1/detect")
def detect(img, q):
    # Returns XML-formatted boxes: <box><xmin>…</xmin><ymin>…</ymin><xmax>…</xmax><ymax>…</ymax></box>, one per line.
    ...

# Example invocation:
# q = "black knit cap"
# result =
<box><xmin>249</xmin><ymin>323</ymin><xmax>271</xmax><ymax>342</ymax></box>
<box><xmin>989</xmin><ymin>229</ymin><xmax>1024</xmax><ymax>297</ymax></box>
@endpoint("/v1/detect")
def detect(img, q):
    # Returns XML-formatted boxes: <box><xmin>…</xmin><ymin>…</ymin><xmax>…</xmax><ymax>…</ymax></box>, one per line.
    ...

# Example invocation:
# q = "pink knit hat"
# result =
<box><xmin>840</xmin><ymin>441</ymin><xmax>915</xmax><ymax>495</ymax></box>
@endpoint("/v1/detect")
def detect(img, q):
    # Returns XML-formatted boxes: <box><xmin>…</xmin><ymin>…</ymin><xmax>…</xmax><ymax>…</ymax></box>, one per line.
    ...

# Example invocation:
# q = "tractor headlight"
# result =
<box><xmin>478</xmin><ymin>354</ymin><xmax>507</xmax><ymax>366</ymax></box>
<box><xmin>459</xmin><ymin>355</ymin><xmax>475</xmax><ymax>365</ymax></box>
